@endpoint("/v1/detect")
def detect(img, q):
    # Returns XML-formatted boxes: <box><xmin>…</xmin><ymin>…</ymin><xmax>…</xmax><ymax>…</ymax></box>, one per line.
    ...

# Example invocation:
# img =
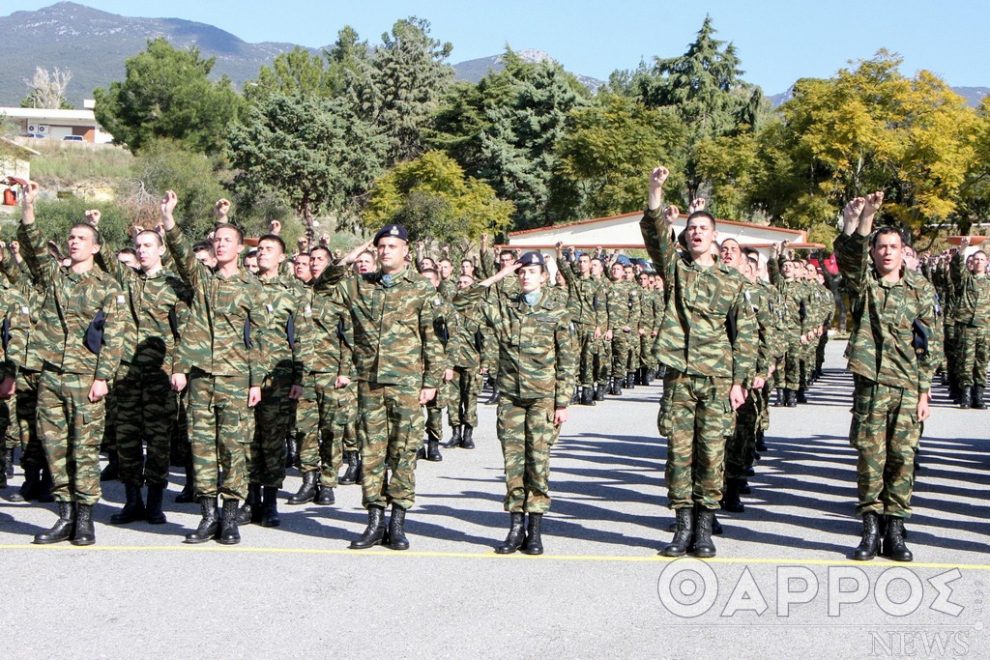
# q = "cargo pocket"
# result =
<box><xmin>721</xmin><ymin>399</ymin><xmax>736</xmax><ymax>437</ymax></box>
<box><xmin>76</xmin><ymin>408</ymin><xmax>102</xmax><ymax>447</ymax></box>
<box><xmin>849</xmin><ymin>393</ymin><xmax>871</xmax><ymax>448</ymax></box>
<box><xmin>658</xmin><ymin>383</ymin><xmax>676</xmax><ymax>437</ymax></box>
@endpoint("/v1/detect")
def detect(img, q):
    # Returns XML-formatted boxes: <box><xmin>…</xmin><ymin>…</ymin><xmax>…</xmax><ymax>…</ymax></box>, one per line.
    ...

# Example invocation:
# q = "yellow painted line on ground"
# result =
<box><xmin>1</xmin><ymin>543</ymin><xmax>988</xmax><ymax>571</ymax></box>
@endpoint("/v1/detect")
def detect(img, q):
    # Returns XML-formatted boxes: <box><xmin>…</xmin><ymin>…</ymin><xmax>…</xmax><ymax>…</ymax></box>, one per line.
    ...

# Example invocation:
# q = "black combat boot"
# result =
<box><xmin>784</xmin><ymin>389</ymin><xmax>797</xmax><ymax>407</ymax></box>
<box><xmin>971</xmin><ymin>385</ymin><xmax>985</xmax><ymax>409</ymax></box>
<box><xmin>100</xmin><ymin>450</ymin><xmax>119</xmax><ymax>482</ymax></box>
<box><xmin>691</xmin><ymin>507</ymin><xmax>717</xmax><ymax>558</ymax></box>
<box><xmin>881</xmin><ymin>516</ymin><xmax>913</xmax><ymax>562</ymax></box>
<box><xmin>218</xmin><ymin>499</ymin><xmax>241</xmax><ymax>545</ymax></box>
<box><xmin>571</xmin><ymin>386</ymin><xmax>580</xmax><ymax>405</ymax></box>
<box><xmin>444</xmin><ymin>426</ymin><xmax>462</xmax><ymax>448</ymax></box>
<box><xmin>522</xmin><ymin>513</ymin><xmax>544</xmax><ymax>555</ymax></box>
<box><xmin>72</xmin><ymin>503</ymin><xmax>95</xmax><ymax>546</ymax></box>
<box><xmin>959</xmin><ymin>387</ymin><xmax>972</xmax><ymax>409</ymax></box>
<box><xmin>145</xmin><ymin>484</ymin><xmax>167</xmax><ymax>524</ymax></box>
<box><xmin>756</xmin><ymin>431</ymin><xmax>767</xmax><ymax>452</ymax></box>
<box><xmin>339</xmin><ymin>451</ymin><xmax>359</xmax><ymax>485</ymax></box>
<box><xmin>426</xmin><ymin>438</ymin><xmax>443</xmax><ymax>462</ymax></box>
<box><xmin>10</xmin><ymin>467</ymin><xmax>36</xmax><ymax>502</ymax></box>
<box><xmin>110</xmin><ymin>483</ymin><xmax>146</xmax><ymax>525</ymax></box>
<box><xmin>851</xmin><ymin>511</ymin><xmax>880</xmax><ymax>561</ymax></box>
<box><xmin>175</xmin><ymin>463</ymin><xmax>195</xmax><ymax>503</ymax></box>
<box><xmin>288</xmin><ymin>471</ymin><xmax>318</xmax><ymax>505</ymax></box>
<box><xmin>261</xmin><ymin>486</ymin><xmax>281</xmax><ymax>528</ymax></box>
<box><xmin>593</xmin><ymin>382</ymin><xmax>606</xmax><ymax>401</ymax></box>
<box><xmin>580</xmin><ymin>386</ymin><xmax>595</xmax><ymax>406</ymax></box>
<box><xmin>660</xmin><ymin>507</ymin><xmax>693</xmax><ymax>557</ymax></box>
<box><xmin>626</xmin><ymin>371</ymin><xmax>637</xmax><ymax>390</ymax></box>
<box><xmin>285</xmin><ymin>435</ymin><xmax>299</xmax><ymax>469</ymax></box>
<box><xmin>721</xmin><ymin>480</ymin><xmax>745</xmax><ymax>513</ymax></box>
<box><xmin>349</xmin><ymin>506</ymin><xmax>386</xmax><ymax>549</ymax></box>
<box><xmin>387</xmin><ymin>504</ymin><xmax>410</xmax><ymax>551</ymax></box>
<box><xmin>460</xmin><ymin>425</ymin><xmax>475</xmax><ymax>449</ymax></box>
<box><xmin>796</xmin><ymin>388</ymin><xmax>808</xmax><ymax>404</ymax></box>
<box><xmin>315</xmin><ymin>485</ymin><xmax>335</xmax><ymax>505</ymax></box>
<box><xmin>184</xmin><ymin>497</ymin><xmax>218</xmax><ymax>544</ymax></box>
<box><xmin>611</xmin><ymin>377</ymin><xmax>623</xmax><ymax>396</ymax></box>
<box><xmin>485</xmin><ymin>382</ymin><xmax>500</xmax><ymax>405</ymax></box>
<box><xmin>494</xmin><ymin>512</ymin><xmax>526</xmax><ymax>554</ymax></box>
<box><xmin>236</xmin><ymin>484</ymin><xmax>262</xmax><ymax>524</ymax></box>
<box><xmin>33</xmin><ymin>501</ymin><xmax>75</xmax><ymax>544</ymax></box>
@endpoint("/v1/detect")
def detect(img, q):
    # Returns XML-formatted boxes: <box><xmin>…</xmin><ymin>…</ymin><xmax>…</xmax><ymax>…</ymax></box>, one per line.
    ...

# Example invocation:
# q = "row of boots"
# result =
<box><xmin>32</xmin><ymin>501</ymin><xmax>96</xmax><ymax>546</ymax></box>
<box><xmin>442</xmin><ymin>425</ymin><xmax>475</xmax><ymax>449</ymax></box>
<box><xmin>957</xmin><ymin>384</ymin><xmax>986</xmax><ymax>409</ymax></box>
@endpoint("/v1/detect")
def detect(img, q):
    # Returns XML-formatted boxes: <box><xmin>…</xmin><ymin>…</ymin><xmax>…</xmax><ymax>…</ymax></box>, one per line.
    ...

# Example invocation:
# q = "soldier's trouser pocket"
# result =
<box><xmin>849</xmin><ymin>378</ymin><xmax>874</xmax><ymax>448</ymax></box>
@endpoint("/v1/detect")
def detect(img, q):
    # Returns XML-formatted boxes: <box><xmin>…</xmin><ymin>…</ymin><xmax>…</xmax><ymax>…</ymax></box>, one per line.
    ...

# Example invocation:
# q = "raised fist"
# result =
<box><xmin>649</xmin><ymin>166</ymin><xmax>670</xmax><ymax>189</ymax></box>
<box><xmin>663</xmin><ymin>205</ymin><xmax>680</xmax><ymax>225</ymax></box>
<box><xmin>84</xmin><ymin>209</ymin><xmax>101</xmax><ymax>227</ymax></box>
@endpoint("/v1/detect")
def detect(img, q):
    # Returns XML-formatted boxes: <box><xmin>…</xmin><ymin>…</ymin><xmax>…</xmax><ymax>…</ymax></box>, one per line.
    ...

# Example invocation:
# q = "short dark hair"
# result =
<box><xmin>117</xmin><ymin>247</ymin><xmax>136</xmax><ymax>257</ymax></box>
<box><xmin>310</xmin><ymin>246</ymin><xmax>331</xmax><ymax>260</ymax></box>
<box><xmin>258</xmin><ymin>233</ymin><xmax>286</xmax><ymax>254</ymax></box>
<box><xmin>134</xmin><ymin>229</ymin><xmax>163</xmax><ymax>246</ymax></box>
<box><xmin>214</xmin><ymin>223</ymin><xmax>244</xmax><ymax>244</ymax></box>
<box><xmin>192</xmin><ymin>240</ymin><xmax>212</xmax><ymax>253</ymax></box>
<box><xmin>870</xmin><ymin>226</ymin><xmax>907</xmax><ymax>249</ymax></box>
<box><xmin>686</xmin><ymin>210</ymin><xmax>717</xmax><ymax>229</ymax></box>
<box><xmin>420</xmin><ymin>267</ymin><xmax>439</xmax><ymax>278</ymax></box>
<box><xmin>70</xmin><ymin>222</ymin><xmax>102</xmax><ymax>246</ymax></box>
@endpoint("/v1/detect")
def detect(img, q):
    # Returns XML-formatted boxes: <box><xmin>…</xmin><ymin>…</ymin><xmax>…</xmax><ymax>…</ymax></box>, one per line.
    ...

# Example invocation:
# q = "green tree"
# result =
<box><xmin>93</xmin><ymin>38</ymin><xmax>244</xmax><ymax>154</ymax></box>
<box><xmin>556</xmin><ymin>94</ymin><xmax>687</xmax><ymax>218</ymax></box>
<box><xmin>11</xmin><ymin>197</ymin><xmax>132</xmax><ymax>248</ymax></box>
<box><xmin>246</xmin><ymin>47</ymin><xmax>331</xmax><ymax>102</ymax></box>
<box><xmin>228</xmin><ymin>92</ymin><xmax>387</xmax><ymax>231</ymax></box>
<box><xmin>363</xmin><ymin>150</ymin><xmax>513</xmax><ymax>244</ymax></box>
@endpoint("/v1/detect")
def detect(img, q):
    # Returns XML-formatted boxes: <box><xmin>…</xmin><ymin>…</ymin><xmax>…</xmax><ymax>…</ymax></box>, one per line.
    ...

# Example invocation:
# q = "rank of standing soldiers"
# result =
<box><xmin>0</xmin><ymin>170</ymin><xmax>958</xmax><ymax>560</ymax></box>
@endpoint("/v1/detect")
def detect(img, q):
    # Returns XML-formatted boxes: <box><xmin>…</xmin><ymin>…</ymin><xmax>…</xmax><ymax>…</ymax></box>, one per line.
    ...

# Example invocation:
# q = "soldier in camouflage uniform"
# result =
<box><xmin>237</xmin><ymin>234</ymin><xmax>307</xmax><ymax>527</ymax></box>
<box><xmin>288</xmin><ymin>246</ymin><xmax>354</xmax><ymax>506</ymax></box>
<box><xmin>640</xmin><ymin>167</ymin><xmax>757</xmax><ymax>559</ymax></box>
<box><xmin>556</xmin><ymin>245</ymin><xmax>600</xmax><ymax>405</ymax></box>
<box><xmin>18</xmin><ymin>181</ymin><xmax>125</xmax><ymax>546</ymax></box>
<box><xmin>455</xmin><ymin>251</ymin><xmax>576</xmax><ymax>555</ymax></box>
<box><xmin>0</xmin><ymin>248</ymin><xmax>28</xmax><ymax>492</ymax></box>
<box><xmin>950</xmin><ymin>237</ymin><xmax>990</xmax><ymax>408</ymax></box>
<box><xmin>444</xmin><ymin>273</ymin><xmax>484</xmax><ymax>448</ymax></box>
<box><xmin>316</xmin><ymin>225</ymin><xmax>443</xmax><ymax>551</ymax></box>
<box><xmin>606</xmin><ymin>261</ymin><xmax>637</xmax><ymax>395</ymax></box>
<box><xmin>836</xmin><ymin>193</ymin><xmax>940</xmax><ymax>563</ymax></box>
<box><xmin>92</xmin><ymin>210</ymin><xmax>191</xmax><ymax>527</ymax></box>
<box><xmin>589</xmin><ymin>257</ymin><xmax>611</xmax><ymax>400</ymax></box>
<box><xmin>162</xmin><ymin>191</ymin><xmax>263</xmax><ymax>546</ymax></box>
<box><xmin>421</xmin><ymin>267</ymin><xmax>452</xmax><ymax>461</ymax></box>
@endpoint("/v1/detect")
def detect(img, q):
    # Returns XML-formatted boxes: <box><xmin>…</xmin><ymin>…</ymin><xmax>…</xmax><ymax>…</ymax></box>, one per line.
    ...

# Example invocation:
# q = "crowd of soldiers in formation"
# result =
<box><xmin>0</xmin><ymin>166</ymin><xmax>977</xmax><ymax>560</ymax></box>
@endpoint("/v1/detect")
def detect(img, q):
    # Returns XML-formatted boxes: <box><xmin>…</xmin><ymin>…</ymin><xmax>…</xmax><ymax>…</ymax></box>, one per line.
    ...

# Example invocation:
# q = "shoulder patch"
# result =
<box><xmin>116</xmin><ymin>295</ymin><xmax>126</xmax><ymax>305</ymax></box>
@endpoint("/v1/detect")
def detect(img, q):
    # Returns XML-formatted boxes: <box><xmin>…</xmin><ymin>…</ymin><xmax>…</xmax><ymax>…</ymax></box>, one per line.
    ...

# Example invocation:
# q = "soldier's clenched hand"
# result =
<box><xmin>288</xmin><ymin>384</ymin><xmax>304</xmax><ymax>400</ymax></box>
<box><xmin>419</xmin><ymin>387</ymin><xmax>437</xmax><ymax>405</ymax></box>
<box><xmin>88</xmin><ymin>378</ymin><xmax>109</xmax><ymax>403</ymax></box>
<box><xmin>171</xmin><ymin>372</ymin><xmax>187</xmax><ymax>392</ymax></box>
<box><xmin>553</xmin><ymin>408</ymin><xmax>568</xmax><ymax>426</ymax></box>
<box><xmin>248</xmin><ymin>386</ymin><xmax>262</xmax><ymax>407</ymax></box>
<box><xmin>729</xmin><ymin>384</ymin><xmax>747</xmax><ymax>410</ymax></box>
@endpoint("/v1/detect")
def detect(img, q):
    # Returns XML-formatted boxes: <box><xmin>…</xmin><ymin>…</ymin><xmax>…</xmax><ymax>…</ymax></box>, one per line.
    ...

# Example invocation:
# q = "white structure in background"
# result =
<box><xmin>0</xmin><ymin>99</ymin><xmax>113</xmax><ymax>144</ymax></box>
<box><xmin>505</xmin><ymin>210</ymin><xmax>822</xmax><ymax>263</ymax></box>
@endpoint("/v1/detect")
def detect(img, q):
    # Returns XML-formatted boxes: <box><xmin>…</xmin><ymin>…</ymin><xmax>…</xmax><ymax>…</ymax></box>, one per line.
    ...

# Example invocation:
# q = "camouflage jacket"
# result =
<box><xmin>640</xmin><ymin>208</ymin><xmax>757</xmax><ymax>384</ymax></box>
<box><xmin>255</xmin><ymin>271</ymin><xmax>307</xmax><ymax>385</ymax></box>
<box><xmin>950</xmin><ymin>251</ymin><xmax>990</xmax><ymax>326</ymax></box>
<box><xmin>18</xmin><ymin>222</ymin><xmax>124</xmax><ymax>381</ymax></box>
<box><xmin>100</xmin><ymin>244</ymin><xmax>191</xmax><ymax>371</ymax></box>
<box><xmin>165</xmin><ymin>225</ymin><xmax>262</xmax><ymax>384</ymax></box>
<box><xmin>300</xmin><ymin>283</ymin><xmax>353</xmax><ymax>378</ymax></box>
<box><xmin>558</xmin><ymin>261</ymin><xmax>598</xmax><ymax>327</ymax></box>
<box><xmin>835</xmin><ymin>233</ymin><xmax>940</xmax><ymax>392</ymax></box>
<box><xmin>0</xmin><ymin>276</ymin><xmax>29</xmax><ymax>380</ymax></box>
<box><xmin>318</xmin><ymin>265</ymin><xmax>444</xmax><ymax>389</ymax></box>
<box><xmin>455</xmin><ymin>285</ymin><xmax>576</xmax><ymax>408</ymax></box>
<box><xmin>606</xmin><ymin>279</ymin><xmax>639</xmax><ymax>330</ymax></box>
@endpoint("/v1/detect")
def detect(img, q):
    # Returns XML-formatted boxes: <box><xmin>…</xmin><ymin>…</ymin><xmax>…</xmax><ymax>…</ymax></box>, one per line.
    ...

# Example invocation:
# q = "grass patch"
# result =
<box><xmin>28</xmin><ymin>141</ymin><xmax>134</xmax><ymax>185</ymax></box>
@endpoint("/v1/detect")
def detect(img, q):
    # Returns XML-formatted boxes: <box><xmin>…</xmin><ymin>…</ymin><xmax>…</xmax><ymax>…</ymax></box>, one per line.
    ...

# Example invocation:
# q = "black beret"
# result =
<box><xmin>516</xmin><ymin>251</ymin><xmax>545</xmax><ymax>267</ymax></box>
<box><xmin>373</xmin><ymin>224</ymin><xmax>409</xmax><ymax>245</ymax></box>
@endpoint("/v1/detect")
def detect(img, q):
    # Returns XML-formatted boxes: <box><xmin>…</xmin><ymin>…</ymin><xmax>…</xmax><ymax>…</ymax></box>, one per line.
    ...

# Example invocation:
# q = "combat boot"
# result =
<box><xmin>484</xmin><ymin>382</ymin><xmax>500</xmax><ymax>405</ymax></box>
<box><xmin>33</xmin><ymin>501</ymin><xmax>75</xmax><ymax>544</ymax></box>
<box><xmin>236</xmin><ymin>484</ymin><xmax>262</xmax><ymax>524</ymax></box>
<box><xmin>426</xmin><ymin>438</ymin><xmax>443</xmax><ymax>462</ymax></box>
<box><xmin>110</xmin><ymin>483</ymin><xmax>146</xmax><ymax>525</ymax></box>
<box><xmin>756</xmin><ymin>431</ymin><xmax>767</xmax><ymax>452</ymax></box>
<box><xmin>100</xmin><ymin>450</ymin><xmax>119</xmax><ymax>482</ymax></box>
<box><xmin>580</xmin><ymin>386</ymin><xmax>596</xmax><ymax>406</ymax></box>
<box><xmin>387</xmin><ymin>504</ymin><xmax>410</xmax><ymax>551</ymax></box>
<box><xmin>315</xmin><ymin>485</ymin><xmax>335</xmax><ymax>505</ymax></box>
<box><xmin>881</xmin><ymin>516</ymin><xmax>913</xmax><ymax>562</ymax></box>
<box><xmin>11</xmin><ymin>467</ymin><xmax>37</xmax><ymax>502</ymax></box>
<box><xmin>851</xmin><ymin>511</ymin><xmax>880</xmax><ymax>561</ymax></box>
<box><xmin>175</xmin><ymin>463</ymin><xmax>195</xmax><ymax>503</ymax></box>
<box><xmin>522</xmin><ymin>513</ymin><xmax>544</xmax><ymax>555</ymax></box>
<box><xmin>959</xmin><ymin>387</ymin><xmax>972</xmax><ymax>409</ymax></box>
<box><xmin>218</xmin><ymin>499</ymin><xmax>241</xmax><ymax>545</ymax></box>
<box><xmin>460</xmin><ymin>425</ymin><xmax>475</xmax><ymax>449</ymax></box>
<box><xmin>626</xmin><ymin>371</ymin><xmax>637</xmax><ymax>390</ymax></box>
<box><xmin>784</xmin><ymin>389</ymin><xmax>797</xmax><ymax>407</ymax></box>
<box><xmin>145</xmin><ymin>484</ymin><xmax>167</xmax><ymax>524</ymax></box>
<box><xmin>611</xmin><ymin>377</ymin><xmax>623</xmax><ymax>396</ymax></box>
<box><xmin>571</xmin><ymin>386</ymin><xmax>580</xmax><ymax>405</ymax></box>
<box><xmin>774</xmin><ymin>388</ymin><xmax>783</xmax><ymax>406</ymax></box>
<box><xmin>691</xmin><ymin>507</ymin><xmax>717</xmax><ymax>559</ymax></box>
<box><xmin>971</xmin><ymin>385</ymin><xmax>985</xmax><ymax>409</ymax></box>
<box><xmin>183</xmin><ymin>497</ymin><xmax>218</xmax><ymax>544</ymax></box>
<box><xmin>350</xmin><ymin>506</ymin><xmax>386</xmax><ymax>549</ymax></box>
<box><xmin>593</xmin><ymin>383</ymin><xmax>606</xmax><ymax>401</ymax></box>
<box><xmin>260</xmin><ymin>486</ymin><xmax>281</xmax><ymax>528</ymax></box>
<box><xmin>72</xmin><ymin>503</ymin><xmax>95</xmax><ymax>546</ymax></box>
<box><xmin>494</xmin><ymin>512</ymin><xmax>526</xmax><ymax>554</ymax></box>
<box><xmin>444</xmin><ymin>425</ymin><xmax>462</xmax><ymax>448</ymax></box>
<box><xmin>285</xmin><ymin>435</ymin><xmax>299</xmax><ymax>469</ymax></box>
<box><xmin>721</xmin><ymin>479</ymin><xmax>745</xmax><ymax>513</ymax></box>
<box><xmin>339</xmin><ymin>451</ymin><xmax>359</xmax><ymax>485</ymax></box>
<box><xmin>35</xmin><ymin>468</ymin><xmax>54</xmax><ymax>502</ymax></box>
<box><xmin>287</xmin><ymin>470</ymin><xmax>318</xmax><ymax>505</ymax></box>
<box><xmin>660</xmin><ymin>507</ymin><xmax>693</xmax><ymax>557</ymax></box>
<box><xmin>796</xmin><ymin>388</ymin><xmax>808</xmax><ymax>404</ymax></box>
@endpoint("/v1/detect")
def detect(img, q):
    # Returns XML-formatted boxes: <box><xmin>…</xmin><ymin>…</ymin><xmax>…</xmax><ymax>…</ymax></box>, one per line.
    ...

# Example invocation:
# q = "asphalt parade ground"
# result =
<box><xmin>1</xmin><ymin>340</ymin><xmax>988</xmax><ymax>659</ymax></box>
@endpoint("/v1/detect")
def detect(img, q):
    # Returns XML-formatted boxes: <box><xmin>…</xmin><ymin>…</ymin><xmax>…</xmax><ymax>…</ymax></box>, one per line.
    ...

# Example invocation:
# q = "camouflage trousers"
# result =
<box><xmin>957</xmin><ymin>324</ymin><xmax>989</xmax><ymax>387</ymax></box>
<box><xmin>37</xmin><ymin>369</ymin><xmax>105</xmax><ymax>506</ymax></box>
<box><xmin>3</xmin><ymin>387</ymin><xmax>16</xmax><ymax>451</ymax></box>
<box><xmin>849</xmin><ymin>376</ymin><xmax>921</xmax><ymax>518</ymax></box>
<box><xmin>784</xmin><ymin>340</ymin><xmax>806</xmax><ymax>390</ymax></box>
<box><xmin>341</xmin><ymin>386</ymin><xmax>359</xmax><ymax>453</ymax></box>
<box><xmin>593</xmin><ymin>337</ymin><xmax>610</xmax><ymax>383</ymax></box>
<box><xmin>358</xmin><ymin>381</ymin><xmax>424</xmax><ymax>511</ymax></box>
<box><xmin>15</xmin><ymin>369</ymin><xmax>45</xmax><ymax>472</ymax></box>
<box><xmin>446</xmin><ymin>366</ymin><xmax>480</xmax><ymax>428</ymax></box>
<box><xmin>172</xmin><ymin>391</ymin><xmax>191</xmax><ymax>467</ymax></box>
<box><xmin>576</xmin><ymin>326</ymin><xmax>595</xmax><ymax>387</ymax></box>
<box><xmin>611</xmin><ymin>330</ymin><xmax>635</xmax><ymax>376</ymax></box>
<box><xmin>725</xmin><ymin>387</ymin><xmax>763</xmax><ymax>480</ymax></box>
<box><xmin>658</xmin><ymin>370</ymin><xmax>734</xmax><ymax>510</ymax></box>
<box><xmin>249</xmin><ymin>370</ymin><xmax>295</xmax><ymax>488</ymax></box>
<box><xmin>496</xmin><ymin>393</ymin><xmax>555</xmax><ymax>513</ymax></box>
<box><xmin>187</xmin><ymin>371</ymin><xmax>255</xmax><ymax>502</ymax></box>
<box><xmin>426</xmin><ymin>383</ymin><xmax>447</xmax><ymax>442</ymax></box>
<box><xmin>942</xmin><ymin>323</ymin><xmax>958</xmax><ymax>380</ymax></box>
<box><xmin>114</xmin><ymin>362</ymin><xmax>175</xmax><ymax>488</ymax></box>
<box><xmin>639</xmin><ymin>332</ymin><xmax>656</xmax><ymax>370</ymax></box>
<box><xmin>296</xmin><ymin>372</ymin><xmax>352</xmax><ymax>487</ymax></box>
